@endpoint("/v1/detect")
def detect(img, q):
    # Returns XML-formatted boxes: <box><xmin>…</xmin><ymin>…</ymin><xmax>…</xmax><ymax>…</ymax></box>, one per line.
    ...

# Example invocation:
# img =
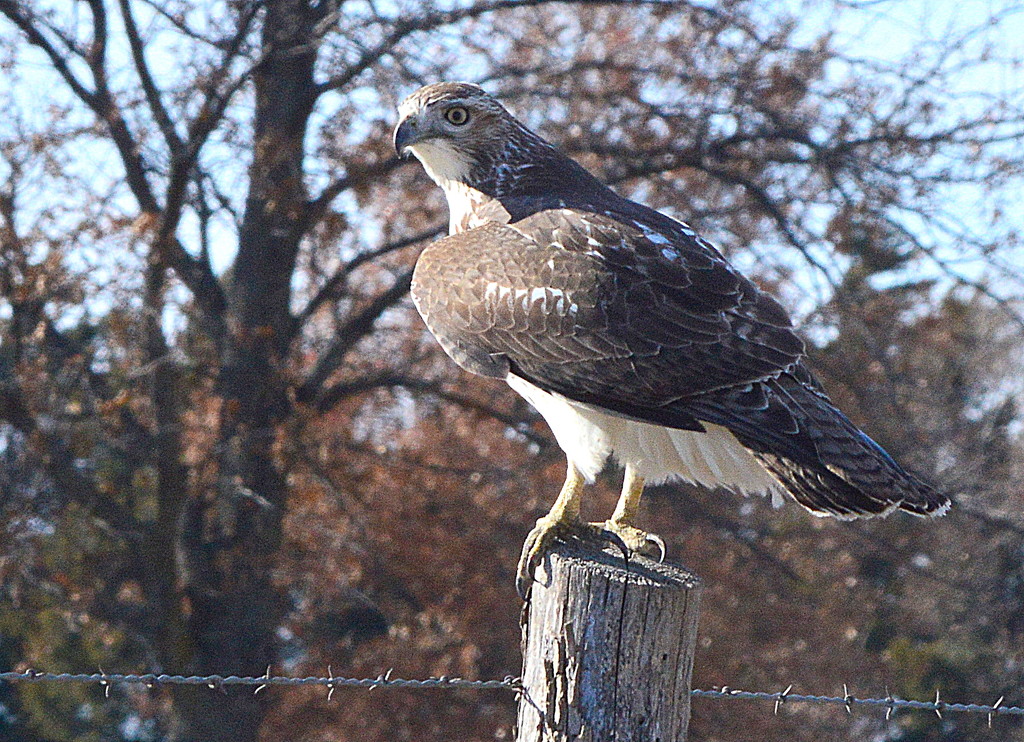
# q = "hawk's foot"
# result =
<box><xmin>516</xmin><ymin>518</ymin><xmax>666</xmax><ymax>598</ymax></box>
<box><xmin>517</xmin><ymin>517</ymin><xmax>629</xmax><ymax>598</ymax></box>
<box><xmin>594</xmin><ymin>520</ymin><xmax>666</xmax><ymax>563</ymax></box>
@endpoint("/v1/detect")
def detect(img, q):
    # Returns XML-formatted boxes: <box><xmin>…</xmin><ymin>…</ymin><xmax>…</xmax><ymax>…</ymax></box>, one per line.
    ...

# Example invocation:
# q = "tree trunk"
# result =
<box><xmin>170</xmin><ymin>2</ymin><xmax>319</xmax><ymax>739</ymax></box>
<box><xmin>516</xmin><ymin>542</ymin><xmax>702</xmax><ymax>742</ymax></box>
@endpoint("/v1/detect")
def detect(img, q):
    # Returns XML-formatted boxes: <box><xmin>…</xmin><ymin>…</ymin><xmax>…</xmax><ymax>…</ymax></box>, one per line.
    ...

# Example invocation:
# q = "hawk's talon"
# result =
<box><xmin>595</xmin><ymin>526</ymin><xmax>631</xmax><ymax>562</ymax></box>
<box><xmin>596</xmin><ymin>521</ymin><xmax>667</xmax><ymax>563</ymax></box>
<box><xmin>516</xmin><ymin>514</ymin><xmax>576</xmax><ymax>598</ymax></box>
<box><xmin>647</xmin><ymin>532</ymin><xmax>667</xmax><ymax>563</ymax></box>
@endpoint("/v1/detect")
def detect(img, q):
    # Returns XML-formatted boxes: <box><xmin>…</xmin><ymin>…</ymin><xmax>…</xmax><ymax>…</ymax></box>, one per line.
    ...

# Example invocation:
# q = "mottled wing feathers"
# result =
<box><xmin>412</xmin><ymin>209</ymin><xmax>804</xmax><ymax>424</ymax></box>
<box><xmin>412</xmin><ymin>220</ymin><xmax>591</xmax><ymax>382</ymax></box>
<box><xmin>411</xmin><ymin>207</ymin><xmax>949</xmax><ymax>519</ymax></box>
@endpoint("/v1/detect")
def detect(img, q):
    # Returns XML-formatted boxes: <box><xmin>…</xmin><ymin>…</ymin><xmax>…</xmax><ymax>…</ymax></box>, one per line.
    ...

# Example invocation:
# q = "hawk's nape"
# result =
<box><xmin>394</xmin><ymin>81</ymin><xmax>950</xmax><ymax>596</ymax></box>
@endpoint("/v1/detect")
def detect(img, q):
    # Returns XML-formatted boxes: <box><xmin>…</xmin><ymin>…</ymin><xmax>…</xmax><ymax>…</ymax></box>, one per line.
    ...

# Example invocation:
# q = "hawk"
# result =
<box><xmin>393</xmin><ymin>82</ymin><xmax>949</xmax><ymax>596</ymax></box>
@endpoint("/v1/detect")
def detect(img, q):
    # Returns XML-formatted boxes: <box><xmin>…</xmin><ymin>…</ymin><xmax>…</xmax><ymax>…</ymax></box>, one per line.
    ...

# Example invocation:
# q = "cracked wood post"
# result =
<box><xmin>516</xmin><ymin>540</ymin><xmax>702</xmax><ymax>742</ymax></box>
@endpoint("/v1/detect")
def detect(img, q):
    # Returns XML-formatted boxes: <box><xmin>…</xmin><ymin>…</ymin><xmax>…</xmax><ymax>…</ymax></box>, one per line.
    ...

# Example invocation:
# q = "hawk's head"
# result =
<box><xmin>394</xmin><ymin>82</ymin><xmax>612</xmax><ymax>229</ymax></box>
<box><xmin>393</xmin><ymin>82</ymin><xmax>527</xmax><ymax>188</ymax></box>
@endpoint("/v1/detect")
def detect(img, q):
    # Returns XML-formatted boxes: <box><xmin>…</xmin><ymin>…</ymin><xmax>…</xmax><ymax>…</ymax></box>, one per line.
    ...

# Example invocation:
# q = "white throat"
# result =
<box><xmin>409</xmin><ymin>140</ymin><xmax>495</xmax><ymax>234</ymax></box>
<box><xmin>409</xmin><ymin>139</ymin><xmax>472</xmax><ymax>187</ymax></box>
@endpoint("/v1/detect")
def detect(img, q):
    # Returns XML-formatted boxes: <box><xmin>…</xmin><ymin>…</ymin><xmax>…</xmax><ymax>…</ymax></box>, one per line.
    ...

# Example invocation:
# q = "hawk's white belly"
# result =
<box><xmin>507</xmin><ymin>375</ymin><xmax>784</xmax><ymax>504</ymax></box>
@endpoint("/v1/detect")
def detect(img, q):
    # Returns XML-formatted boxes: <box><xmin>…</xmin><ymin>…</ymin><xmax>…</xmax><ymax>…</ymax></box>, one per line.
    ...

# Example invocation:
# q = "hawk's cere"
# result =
<box><xmin>394</xmin><ymin>82</ymin><xmax>950</xmax><ymax>596</ymax></box>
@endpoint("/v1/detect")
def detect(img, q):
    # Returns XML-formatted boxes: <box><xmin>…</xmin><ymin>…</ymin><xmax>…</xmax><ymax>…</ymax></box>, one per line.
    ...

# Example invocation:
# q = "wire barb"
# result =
<box><xmin>774</xmin><ymin>684</ymin><xmax>793</xmax><ymax>715</ymax></box>
<box><xmin>990</xmin><ymin>696</ymin><xmax>1004</xmax><ymax>728</ymax></box>
<box><xmin>99</xmin><ymin>667</ymin><xmax>111</xmax><ymax>699</ymax></box>
<box><xmin>254</xmin><ymin>666</ymin><xmax>272</xmax><ymax>695</ymax></box>
<box><xmin>369</xmin><ymin>668</ymin><xmax>394</xmax><ymax>691</ymax></box>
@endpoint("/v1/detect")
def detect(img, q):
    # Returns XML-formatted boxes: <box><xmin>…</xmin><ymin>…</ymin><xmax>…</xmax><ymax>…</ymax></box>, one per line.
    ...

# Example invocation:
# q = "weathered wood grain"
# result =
<box><xmin>516</xmin><ymin>541</ymin><xmax>703</xmax><ymax>741</ymax></box>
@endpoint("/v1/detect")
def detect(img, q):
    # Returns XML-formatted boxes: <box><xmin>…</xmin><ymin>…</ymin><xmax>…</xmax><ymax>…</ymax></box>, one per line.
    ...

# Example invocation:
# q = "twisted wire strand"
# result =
<box><xmin>0</xmin><ymin>670</ymin><xmax>515</xmax><ymax>691</ymax></box>
<box><xmin>2</xmin><ymin>669</ymin><xmax>1022</xmax><ymax>718</ymax></box>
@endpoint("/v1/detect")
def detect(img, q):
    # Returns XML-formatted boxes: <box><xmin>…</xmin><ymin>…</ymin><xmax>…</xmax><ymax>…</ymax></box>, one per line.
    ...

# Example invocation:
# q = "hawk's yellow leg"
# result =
<box><xmin>517</xmin><ymin>463</ymin><xmax>666</xmax><ymax>598</ymax></box>
<box><xmin>517</xmin><ymin>462</ymin><xmax>585</xmax><ymax>597</ymax></box>
<box><xmin>598</xmin><ymin>464</ymin><xmax>666</xmax><ymax>562</ymax></box>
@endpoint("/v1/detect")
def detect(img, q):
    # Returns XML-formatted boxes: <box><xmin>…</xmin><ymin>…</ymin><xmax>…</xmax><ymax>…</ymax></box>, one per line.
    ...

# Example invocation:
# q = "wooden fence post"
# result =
<box><xmin>515</xmin><ymin>541</ymin><xmax>702</xmax><ymax>742</ymax></box>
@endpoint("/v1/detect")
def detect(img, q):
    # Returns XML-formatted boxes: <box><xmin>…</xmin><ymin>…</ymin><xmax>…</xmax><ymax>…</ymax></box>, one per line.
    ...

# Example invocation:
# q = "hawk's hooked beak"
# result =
<box><xmin>393</xmin><ymin>117</ymin><xmax>419</xmax><ymax>160</ymax></box>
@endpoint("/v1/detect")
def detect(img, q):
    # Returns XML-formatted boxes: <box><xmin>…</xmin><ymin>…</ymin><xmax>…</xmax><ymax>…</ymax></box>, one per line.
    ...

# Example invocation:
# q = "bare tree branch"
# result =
<box><xmin>296</xmin><ymin>269</ymin><xmax>414</xmax><ymax>404</ymax></box>
<box><xmin>316</xmin><ymin>0</ymin><xmax>688</xmax><ymax>96</ymax></box>
<box><xmin>291</xmin><ymin>224</ymin><xmax>442</xmax><ymax>337</ymax></box>
<box><xmin>118</xmin><ymin>0</ymin><xmax>183</xmax><ymax>153</ymax></box>
<box><xmin>0</xmin><ymin>2</ymin><xmax>96</xmax><ymax>98</ymax></box>
<box><xmin>0</xmin><ymin>1</ymin><xmax>231</xmax><ymax>321</ymax></box>
<box><xmin>311</xmin><ymin>371</ymin><xmax>549</xmax><ymax>446</ymax></box>
<box><xmin>304</xmin><ymin>156</ymin><xmax>404</xmax><ymax>230</ymax></box>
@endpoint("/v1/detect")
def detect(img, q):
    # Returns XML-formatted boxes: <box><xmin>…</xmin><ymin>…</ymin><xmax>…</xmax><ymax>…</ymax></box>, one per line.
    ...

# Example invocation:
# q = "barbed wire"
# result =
<box><xmin>2</xmin><ymin>668</ymin><xmax>1021</xmax><ymax>723</ymax></box>
<box><xmin>0</xmin><ymin>669</ymin><xmax>514</xmax><ymax>697</ymax></box>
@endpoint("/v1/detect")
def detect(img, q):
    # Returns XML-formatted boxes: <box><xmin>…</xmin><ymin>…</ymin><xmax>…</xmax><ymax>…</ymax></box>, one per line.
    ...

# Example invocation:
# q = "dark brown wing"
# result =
<box><xmin>410</xmin><ymin>208</ymin><xmax>804</xmax><ymax>429</ymax></box>
<box><xmin>411</xmin><ymin>208</ymin><xmax>949</xmax><ymax>517</ymax></box>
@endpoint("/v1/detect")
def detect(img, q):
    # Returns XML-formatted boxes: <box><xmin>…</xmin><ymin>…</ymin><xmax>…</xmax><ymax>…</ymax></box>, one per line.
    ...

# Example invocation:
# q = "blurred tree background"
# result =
<box><xmin>0</xmin><ymin>0</ymin><xmax>1022</xmax><ymax>740</ymax></box>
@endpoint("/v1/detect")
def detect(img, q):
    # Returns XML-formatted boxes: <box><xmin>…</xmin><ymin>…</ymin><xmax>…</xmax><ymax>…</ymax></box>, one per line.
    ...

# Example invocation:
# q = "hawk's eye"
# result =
<box><xmin>445</xmin><ymin>106</ymin><xmax>470</xmax><ymax>126</ymax></box>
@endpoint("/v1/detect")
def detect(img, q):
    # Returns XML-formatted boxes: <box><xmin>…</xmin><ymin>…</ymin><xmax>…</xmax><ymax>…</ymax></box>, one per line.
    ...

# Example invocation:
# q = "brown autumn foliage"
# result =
<box><xmin>1</xmin><ymin>2</ymin><xmax>1023</xmax><ymax>741</ymax></box>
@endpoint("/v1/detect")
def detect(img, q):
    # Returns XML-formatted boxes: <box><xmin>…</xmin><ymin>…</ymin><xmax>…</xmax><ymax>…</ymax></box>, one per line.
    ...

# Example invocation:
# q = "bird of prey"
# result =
<box><xmin>393</xmin><ymin>82</ymin><xmax>950</xmax><ymax>596</ymax></box>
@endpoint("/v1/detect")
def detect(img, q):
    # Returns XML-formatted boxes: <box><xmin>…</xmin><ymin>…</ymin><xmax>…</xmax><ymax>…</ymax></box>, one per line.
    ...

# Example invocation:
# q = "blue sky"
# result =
<box><xmin>1</xmin><ymin>0</ymin><xmax>1022</xmax><ymax>323</ymax></box>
